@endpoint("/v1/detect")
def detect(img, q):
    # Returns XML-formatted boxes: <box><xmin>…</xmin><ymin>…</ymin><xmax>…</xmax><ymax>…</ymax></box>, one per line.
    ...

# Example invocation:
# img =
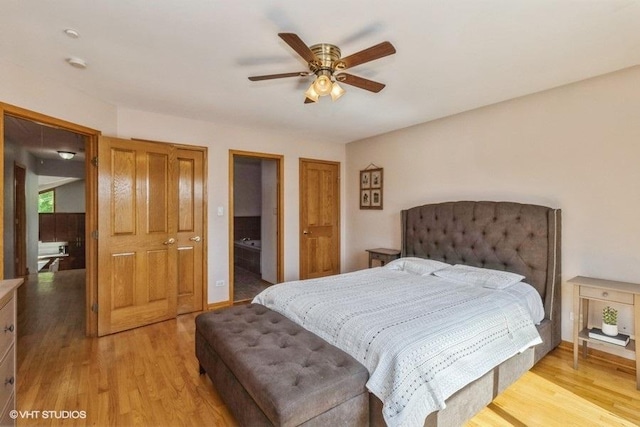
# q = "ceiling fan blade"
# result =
<box><xmin>338</xmin><ymin>41</ymin><xmax>396</xmax><ymax>70</ymax></box>
<box><xmin>336</xmin><ymin>73</ymin><xmax>386</xmax><ymax>93</ymax></box>
<box><xmin>248</xmin><ymin>72</ymin><xmax>309</xmax><ymax>81</ymax></box>
<box><xmin>278</xmin><ymin>33</ymin><xmax>318</xmax><ymax>64</ymax></box>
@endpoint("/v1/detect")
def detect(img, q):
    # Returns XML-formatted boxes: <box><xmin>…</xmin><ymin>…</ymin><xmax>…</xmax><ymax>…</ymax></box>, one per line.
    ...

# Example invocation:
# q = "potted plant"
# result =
<box><xmin>602</xmin><ymin>306</ymin><xmax>618</xmax><ymax>336</ymax></box>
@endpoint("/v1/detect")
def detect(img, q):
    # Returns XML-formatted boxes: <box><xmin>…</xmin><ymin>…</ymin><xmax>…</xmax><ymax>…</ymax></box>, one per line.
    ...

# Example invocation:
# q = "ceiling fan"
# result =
<box><xmin>248</xmin><ymin>33</ymin><xmax>396</xmax><ymax>103</ymax></box>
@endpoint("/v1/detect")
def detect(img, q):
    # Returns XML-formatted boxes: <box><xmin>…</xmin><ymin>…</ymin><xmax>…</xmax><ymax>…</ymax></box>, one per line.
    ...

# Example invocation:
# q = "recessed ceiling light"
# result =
<box><xmin>64</xmin><ymin>28</ymin><xmax>80</xmax><ymax>39</ymax></box>
<box><xmin>66</xmin><ymin>57</ymin><xmax>87</xmax><ymax>69</ymax></box>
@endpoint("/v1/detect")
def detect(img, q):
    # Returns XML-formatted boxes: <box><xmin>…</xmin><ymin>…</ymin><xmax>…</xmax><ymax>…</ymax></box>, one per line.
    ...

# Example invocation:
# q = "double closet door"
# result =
<box><xmin>97</xmin><ymin>137</ymin><xmax>205</xmax><ymax>336</ymax></box>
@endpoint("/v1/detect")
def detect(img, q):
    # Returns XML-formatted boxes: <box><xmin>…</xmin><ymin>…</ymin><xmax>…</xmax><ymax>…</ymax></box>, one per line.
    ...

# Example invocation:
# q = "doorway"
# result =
<box><xmin>229</xmin><ymin>150</ymin><xmax>283</xmax><ymax>303</ymax></box>
<box><xmin>1</xmin><ymin>102</ymin><xmax>99</xmax><ymax>335</ymax></box>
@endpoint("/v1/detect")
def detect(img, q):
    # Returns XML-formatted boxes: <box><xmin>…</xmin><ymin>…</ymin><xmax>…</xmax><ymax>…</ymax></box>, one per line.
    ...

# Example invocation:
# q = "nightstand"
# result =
<box><xmin>366</xmin><ymin>248</ymin><xmax>400</xmax><ymax>268</ymax></box>
<box><xmin>569</xmin><ymin>275</ymin><xmax>640</xmax><ymax>389</ymax></box>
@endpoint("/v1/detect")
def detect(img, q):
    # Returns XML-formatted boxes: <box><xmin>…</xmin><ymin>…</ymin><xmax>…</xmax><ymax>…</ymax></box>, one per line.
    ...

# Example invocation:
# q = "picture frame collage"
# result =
<box><xmin>360</xmin><ymin>167</ymin><xmax>383</xmax><ymax>209</ymax></box>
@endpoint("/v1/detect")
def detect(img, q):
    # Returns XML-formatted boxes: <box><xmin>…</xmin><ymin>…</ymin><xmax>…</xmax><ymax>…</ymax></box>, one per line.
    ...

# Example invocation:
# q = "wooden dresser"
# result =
<box><xmin>0</xmin><ymin>279</ymin><xmax>23</xmax><ymax>426</ymax></box>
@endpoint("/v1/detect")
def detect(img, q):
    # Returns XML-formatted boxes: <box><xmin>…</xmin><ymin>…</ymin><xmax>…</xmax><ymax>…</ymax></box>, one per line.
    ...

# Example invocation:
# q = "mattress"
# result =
<box><xmin>253</xmin><ymin>266</ymin><xmax>543</xmax><ymax>427</ymax></box>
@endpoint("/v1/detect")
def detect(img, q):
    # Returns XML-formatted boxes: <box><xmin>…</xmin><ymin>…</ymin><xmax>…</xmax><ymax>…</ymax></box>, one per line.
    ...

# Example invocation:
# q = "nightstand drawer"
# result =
<box><xmin>366</xmin><ymin>248</ymin><xmax>401</xmax><ymax>268</ymax></box>
<box><xmin>370</xmin><ymin>252</ymin><xmax>386</xmax><ymax>261</ymax></box>
<box><xmin>579</xmin><ymin>286</ymin><xmax>633</xmax><ymax>304</ymax></box>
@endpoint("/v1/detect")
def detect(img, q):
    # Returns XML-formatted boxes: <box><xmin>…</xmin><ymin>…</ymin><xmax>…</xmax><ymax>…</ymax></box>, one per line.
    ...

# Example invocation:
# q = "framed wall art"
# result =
<box><xmin>360</xmin><ymin>166</ymin><xmax>383</xmax><ymax>209</ymax></box>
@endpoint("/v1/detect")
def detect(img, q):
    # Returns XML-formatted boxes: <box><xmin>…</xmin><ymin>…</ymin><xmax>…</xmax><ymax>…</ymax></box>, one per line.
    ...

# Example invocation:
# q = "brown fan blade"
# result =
<box><xmin>278</xmin><ymin>33</ymin><xmax>318</xmax><ymax>64</ymax></box>
<box><xmin>336</xmin><ymin>73</ymin><xmax>386</xmax><ymax>93</ymax></box>
<box><xmin>304</xmin><ymin>97</ymin><xmax>316</xmax><ymax>104</ymax></box>
<box><xmin>338</xmin><ymin>41</ymin><xmax>396</xmax><ymax>70</ymax></box>
<box><xmin>248</xmin><ymin>72</ymin><xmax>309</xmax><ymax>81</ymax></box>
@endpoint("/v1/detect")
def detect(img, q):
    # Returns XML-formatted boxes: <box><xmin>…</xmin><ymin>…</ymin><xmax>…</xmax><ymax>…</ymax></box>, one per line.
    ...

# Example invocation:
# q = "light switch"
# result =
<box><xmin>217</xmin><ymin>206</ymin><xmax>224</xmax><ymax>216</ymax></box>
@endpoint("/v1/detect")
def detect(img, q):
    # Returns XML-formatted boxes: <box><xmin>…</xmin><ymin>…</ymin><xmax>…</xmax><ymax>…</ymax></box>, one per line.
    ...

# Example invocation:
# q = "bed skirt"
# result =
<box><xmin>369</xmin><ymin>346</ymin><xmax>535</xmax><ymax>427</ymax></box>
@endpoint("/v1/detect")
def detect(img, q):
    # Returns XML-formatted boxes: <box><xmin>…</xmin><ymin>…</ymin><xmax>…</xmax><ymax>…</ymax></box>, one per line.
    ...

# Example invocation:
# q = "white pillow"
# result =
<box><xmin>433</xmin><ymin>264</ymin><xmax>525</xmax><ymax>289</ymax></box>
<box><xmin>384</xmin><ymin>257</ymin><xmax>451</xmax><ymax>275</ymax></box>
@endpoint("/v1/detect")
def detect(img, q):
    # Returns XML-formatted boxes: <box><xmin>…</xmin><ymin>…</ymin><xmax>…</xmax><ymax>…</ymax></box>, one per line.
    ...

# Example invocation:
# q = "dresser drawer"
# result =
<box><xmin>0</xmin><ymin>296</ymin><xmax>15</xmax><ymax>363</ymax></box>
<box><xmin>580</xmin><ymin>286</ymin><xmax>634</xmax><ymax>304</ymax></box>
<box><xmin>0</xmin><ymin>389</ymin><xmax>14</xmax><ymax>427</ymax></box>
<box><xmin>0</xmin><ymin>345</ymin><xmax>14</xmax><ymax>416</ymax></box>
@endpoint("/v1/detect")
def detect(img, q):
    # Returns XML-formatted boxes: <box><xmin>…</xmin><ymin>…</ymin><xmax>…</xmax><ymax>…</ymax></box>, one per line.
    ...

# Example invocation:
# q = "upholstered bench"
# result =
<box><xmin>195</xmin><ymin>304</ymin><xmax>369</xmax><ymax>427</ymax></box>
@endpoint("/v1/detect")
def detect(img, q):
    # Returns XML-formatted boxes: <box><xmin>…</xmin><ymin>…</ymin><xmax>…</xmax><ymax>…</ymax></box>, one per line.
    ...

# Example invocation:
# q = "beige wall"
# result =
<box><xmin>345</xmin><ymin>66</ymin><xmax>640</xmax><ymax>357</ymax></box>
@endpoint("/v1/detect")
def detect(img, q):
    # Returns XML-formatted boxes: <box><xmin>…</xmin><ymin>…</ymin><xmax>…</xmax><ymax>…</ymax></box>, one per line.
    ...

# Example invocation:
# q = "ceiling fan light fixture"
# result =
<box><xmin>248</xmin><ymin>34</ymin><xmax>396</xmax><ymax>104</ymax></box>
<box><xmin>330</xmin><ymin>82</ymin><xmax>345</xmax><ymax>101</ymax></box>
<box><xmin>57</xmin><ymin>151</ymin><xmax>76</xmax><ymax>160</ymax></box>
<box><xmin>312</xmin><ymin>74</ymin><xmax>333</xmax><ymax>96</ymax></box>
<box><xmin>304</xmin><ymin>83</ymin><xmax>320</xmax><ymax>102</ymax></box>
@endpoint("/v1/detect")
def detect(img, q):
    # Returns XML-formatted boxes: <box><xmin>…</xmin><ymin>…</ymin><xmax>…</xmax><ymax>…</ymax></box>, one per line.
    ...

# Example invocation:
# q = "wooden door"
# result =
<box><xmin>97</xmin><ymin>136</ymin><xmax>177</xmax><ymax>336</ymax></box>
<box><xmin>299</xmin><ymin>159</ymin><xmax>340</xmax><ymax>279</ymax></box>
<box><xmin>176</xmin><ymin>148</ymin><xmax>204</xmax><ymax>314</ymax></box>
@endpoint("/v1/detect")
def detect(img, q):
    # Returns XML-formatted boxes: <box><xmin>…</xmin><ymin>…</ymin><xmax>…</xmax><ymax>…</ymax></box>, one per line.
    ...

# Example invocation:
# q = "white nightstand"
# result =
<box><xmin>569</xmin><ymin>276</ymin><xmax>640</xmax><ymax>389</ymax></box>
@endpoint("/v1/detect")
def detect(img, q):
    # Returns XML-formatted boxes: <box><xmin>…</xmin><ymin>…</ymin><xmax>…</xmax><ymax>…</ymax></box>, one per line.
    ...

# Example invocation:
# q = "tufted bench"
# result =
<box><xmin>195</xmin><ymin>304</ymin><xmax>369</xmax><ymax>427</ymax></box>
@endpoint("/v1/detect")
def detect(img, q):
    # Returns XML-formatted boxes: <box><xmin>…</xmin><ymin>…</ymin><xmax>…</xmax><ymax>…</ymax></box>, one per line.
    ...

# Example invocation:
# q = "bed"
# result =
<box><xmin>253</xmin><ymin>201</ymin><xmax>562</xmax><ymax>426</ymax></box>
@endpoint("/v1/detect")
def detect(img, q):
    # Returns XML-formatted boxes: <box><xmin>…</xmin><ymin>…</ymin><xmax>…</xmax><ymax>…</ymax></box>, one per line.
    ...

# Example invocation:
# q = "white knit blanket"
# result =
<box><xmin>253</xmin><ymin>268</ymin><xmax>542</xmax><ymax>427</ymax></box>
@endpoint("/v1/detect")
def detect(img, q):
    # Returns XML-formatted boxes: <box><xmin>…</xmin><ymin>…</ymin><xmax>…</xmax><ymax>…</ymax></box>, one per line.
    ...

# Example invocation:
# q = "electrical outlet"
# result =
<box><xmin>215</xmin><ymin>280</ymin><xmax>225</xmax><ymax>287</ymax></box>
<box><xmin>569</xmin><ymin>312</ymin><xmax>574</xmax><ymax>321</ymax></box>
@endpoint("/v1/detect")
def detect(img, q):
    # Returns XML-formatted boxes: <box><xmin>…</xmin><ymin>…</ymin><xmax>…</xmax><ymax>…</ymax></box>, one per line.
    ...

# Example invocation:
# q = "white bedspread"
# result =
<box><xmin>253</xmin><ymin>267</ymin><xmax>542</xmax><ymax>427</ymax></box>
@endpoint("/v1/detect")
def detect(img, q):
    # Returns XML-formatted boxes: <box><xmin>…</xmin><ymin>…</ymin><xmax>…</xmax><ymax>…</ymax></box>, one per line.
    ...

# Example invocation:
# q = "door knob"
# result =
<box><xmin>189</xmin><ymin>236</ymin><xmax>202</xmax><ymax>242</ymax></box>
<box><xmin>303</xmin><ymin>230</ymin><xmax>312</xmax><ymax>235</ymax></box>
<box><xmin>163</xmin><ymin>238</ymin><xmax>176</xmax><ymax>245</ymax></box>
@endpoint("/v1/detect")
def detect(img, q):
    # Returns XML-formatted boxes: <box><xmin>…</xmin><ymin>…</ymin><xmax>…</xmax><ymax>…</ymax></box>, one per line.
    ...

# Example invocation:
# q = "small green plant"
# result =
<box><xmin>602</xmin><ymin>306</ymin><xmax>618</xmax><ymax>325</ymax></box>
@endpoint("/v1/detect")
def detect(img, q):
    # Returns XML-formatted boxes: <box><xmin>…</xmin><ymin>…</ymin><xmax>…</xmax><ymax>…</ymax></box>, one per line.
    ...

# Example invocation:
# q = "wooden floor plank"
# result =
<box><xmin>16</xmin><ymin>270</ymin><xmax>640</xmax><ymax>426</ymax></box>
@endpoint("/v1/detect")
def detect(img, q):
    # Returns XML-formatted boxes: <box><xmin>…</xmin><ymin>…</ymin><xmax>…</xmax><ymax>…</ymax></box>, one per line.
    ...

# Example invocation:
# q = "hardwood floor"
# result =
<box><xmin>16</xmin><ymin>270</ymin><xmax>236</xmax><ymax>426</ymax></box>
<box><xmin>467</xmin><ymin>349</ymin><xmax>640</xmax><ymax>427</ymax></box>
<box><xmin>16</xmin><ymin>270</ymin><xmax>640</xmax><ymax>426</ymax></box>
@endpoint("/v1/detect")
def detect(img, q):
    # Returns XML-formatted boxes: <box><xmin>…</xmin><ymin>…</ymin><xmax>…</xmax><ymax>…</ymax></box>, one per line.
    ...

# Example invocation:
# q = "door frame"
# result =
<box><xmin>0</xmin><ymin>102</ymin><xmax>100</xmax><ymax>336</ymax></box>
<box><xmin>14</xmin><ymin>162</ymin><xmax>27</xmax><ymax>276</ymax></box>
<box><xmin>228</xmin><ymin>150</ymin><xmax>284</xmax><ymax>302</ymax></box>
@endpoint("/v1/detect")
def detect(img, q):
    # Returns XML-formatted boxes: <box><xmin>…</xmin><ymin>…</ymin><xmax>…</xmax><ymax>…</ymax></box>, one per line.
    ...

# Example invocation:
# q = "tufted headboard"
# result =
<box><xmin>401</xmin><ymin>201</ymin><xmax>561</xmax><ymax>353</ymax></box>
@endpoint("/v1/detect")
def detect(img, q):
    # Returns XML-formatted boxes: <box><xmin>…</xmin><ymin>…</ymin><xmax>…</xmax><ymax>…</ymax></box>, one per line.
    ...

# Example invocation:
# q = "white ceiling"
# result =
<box><xmin>2</xmin><ymin>1</ymin><xmax>640</xmax><ymax>144</ymax></box>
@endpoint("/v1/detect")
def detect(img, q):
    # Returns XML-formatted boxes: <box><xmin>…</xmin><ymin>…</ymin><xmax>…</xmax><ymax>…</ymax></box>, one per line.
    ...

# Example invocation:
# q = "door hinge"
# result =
<box><xmin>91</xmin><ymin>302</ymin><xmax>98</xmax><ymax>313</ymax></box>
<box><xmin>91</xmin><ymin>230</ymin><xmax>99</xmax><ymax>240</ymax></box>
<box><xmin>91</xmin><ymin>156</ymin><xmax>99</xmax><ymax>167</ymax></box>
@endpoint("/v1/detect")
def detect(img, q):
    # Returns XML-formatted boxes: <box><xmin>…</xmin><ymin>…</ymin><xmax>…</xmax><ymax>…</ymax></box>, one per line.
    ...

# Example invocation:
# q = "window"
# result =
<box><xmin>38</xmin><ymin>190</ymin><xmax>55</xmax><ymax>213</ymax></box>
